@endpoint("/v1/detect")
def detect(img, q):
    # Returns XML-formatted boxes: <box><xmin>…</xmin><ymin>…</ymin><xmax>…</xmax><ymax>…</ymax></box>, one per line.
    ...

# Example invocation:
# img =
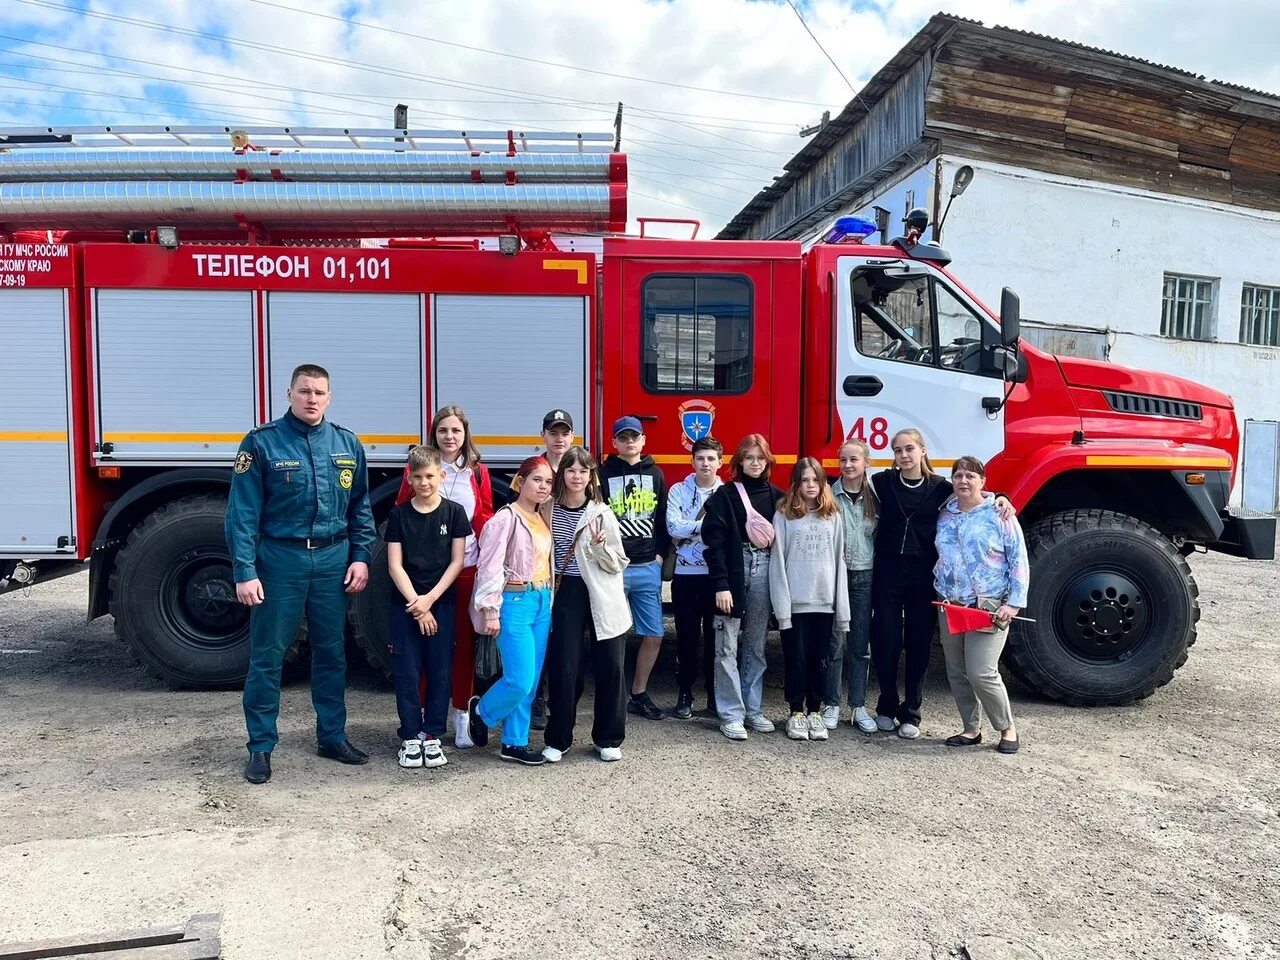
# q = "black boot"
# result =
<box><xmin>245</xmin><ymin>751</ymin><xmax>271</xmax><ymax>784</ymax></box>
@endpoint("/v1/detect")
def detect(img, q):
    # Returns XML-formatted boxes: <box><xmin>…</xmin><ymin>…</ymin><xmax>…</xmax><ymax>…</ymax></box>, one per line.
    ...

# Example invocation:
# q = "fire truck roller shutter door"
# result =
<box><xmin>432</xmin><ymin>294</ymin><xmax>589</xmax><ymax>465</ymax></box>
<box><xmin>0</xmin><ymin>289</ymin><xmax>75</xmax><ymax>554</ymax></box>
<box><xmin>94</xmin><ymin>289</ymin><xmax>255</xmax><ymax>463</ymax></box>
<box><xmin>266</xmin><ymin>292</ymin><xmax>424</xmax><ymax>464</ymax></box>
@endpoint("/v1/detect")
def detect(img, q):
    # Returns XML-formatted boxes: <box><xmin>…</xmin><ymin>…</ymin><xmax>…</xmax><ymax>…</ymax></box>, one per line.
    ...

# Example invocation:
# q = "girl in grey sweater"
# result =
<box><xmin>770</xmin><ymin>458</ymin><xmax>850</xmax><ymax>742</ymax></box>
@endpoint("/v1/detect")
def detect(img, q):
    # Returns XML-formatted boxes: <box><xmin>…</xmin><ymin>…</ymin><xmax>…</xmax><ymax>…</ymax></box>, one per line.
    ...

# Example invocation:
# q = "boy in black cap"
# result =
<box><xmin>541</xmin><ymin>409</ymin><xmax>574</xmax><ymax>472</ymax></box>
<box><xmin>600</xmin><ymin>416</ymin><xmax>670</xmax><ymax>720</ymax></box>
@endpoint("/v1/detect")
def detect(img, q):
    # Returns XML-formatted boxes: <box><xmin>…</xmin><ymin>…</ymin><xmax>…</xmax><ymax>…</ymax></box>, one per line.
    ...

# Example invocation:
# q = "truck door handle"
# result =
<box><xmin>633</xmin><ymin>414</ymin><xmax>659</xmax><ymax>421</ymax></box>
<box><xmin>843</xmin><ymin>376</ymin><xmax>883</xmax><ymax>397</ymax></box>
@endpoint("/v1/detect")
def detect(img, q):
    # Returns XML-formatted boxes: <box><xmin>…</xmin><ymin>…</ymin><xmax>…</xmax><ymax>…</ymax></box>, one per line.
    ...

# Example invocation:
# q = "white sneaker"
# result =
<box><xmin>898</xmin><ymin>722</ymin><xmax>921</xmax><ymax>740</ymax></box>
<box><xmin>807</xmin><ymin>712</ymin><xmax>829</xmax><ymax>741</ymax></box>
<box><xmin>593</xmin><ymin>744</ymin><xmax>622</xmax><ymax>762</ymax></box>
<box><xmin>720</xmin><ymin>720</ymin><xmax>749</xmax><ymax>741</ymax></box>
<box><xmin>875</xmin><ymin>714</ymin><xmax>897</xmax><ymax>732</ymax></box>
<box><xmin>398</xmin><ymin>738</ymin><xmax>424</xmax><ymax>768</ymax></box>
<box><xmin>821</xmin><ymin>705</ymin><xmax>840</xmax><ymax>729</ymax></box>
<box><xmin>786</xmin><ymin>713</ymin><xmax>809</xmax><ymax>741</ymax></box>
<box><xmin>745</xmin><ymin>713</ymin><xmax>776</xmax><ymax>733</ymax></box>
<box><xmin>453</xmin><ymin>709</ymin><xmax>474</xmax><ymax>749</ymax></box>
<box><xmin>422</xmin><ymin>738</ymin><xmax>447</xmax><ymax>768</ymax></box>
<box><xmin>541</xmin><ymin>746</ymin><xmax>563</xmax><ymax>763</ymax></box>
<box><xmin>853</xmin><ymin>707</ymin><xmax>879</xmax><ymax>734</ymax></box>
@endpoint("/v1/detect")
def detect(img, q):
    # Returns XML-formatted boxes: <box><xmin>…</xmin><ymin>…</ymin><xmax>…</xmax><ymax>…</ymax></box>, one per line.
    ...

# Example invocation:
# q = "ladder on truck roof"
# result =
<box><xmin>0</xmin><ymin>125</ymin><xmax>628</xmax><ymax>239</ymax></box>
<box><xmin>0</xmin><ymin>125</ymin><xmax>616</xmax><ymax>153</ymax></box>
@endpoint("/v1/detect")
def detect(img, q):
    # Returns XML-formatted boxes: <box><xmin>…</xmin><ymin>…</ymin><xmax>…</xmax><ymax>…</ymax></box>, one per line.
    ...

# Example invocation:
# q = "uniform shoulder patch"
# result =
<box><xmin>234</xmin><ymin>451</ymin><xmax>254</xmax><ymax>474</ymax></box>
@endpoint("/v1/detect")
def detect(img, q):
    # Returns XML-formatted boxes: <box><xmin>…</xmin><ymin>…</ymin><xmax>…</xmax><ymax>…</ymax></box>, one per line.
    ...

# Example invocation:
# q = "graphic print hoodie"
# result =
<box><xmin>600</xmin><ymin>454</ymin><xmax>670</xmax><ymax>564</ymax></box>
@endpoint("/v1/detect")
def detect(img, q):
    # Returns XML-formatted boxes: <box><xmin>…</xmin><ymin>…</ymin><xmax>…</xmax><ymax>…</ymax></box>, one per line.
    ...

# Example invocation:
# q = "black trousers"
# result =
<box><xmin>390</xmin><ymin>602</ymin><xmax>456</xmax><ymax>741</ymax></box>
<box><xmin>544</xmin><ymin>575</ymin><xmax>627</xmax><ymax>750</ymax></box>
<box><xmin>672</xmin><ymin>574</ymin><xmax>717</xmax><ymax>705</ymax></box>
<box><xmin>781</xmin><ymin>612</ymin><xmax>834</xmax><ymax>714</ymax></box>
<box><xmin>871</xmin><ymin>557</ymin><xmax>936</xmax><ymax>725</ymax></box>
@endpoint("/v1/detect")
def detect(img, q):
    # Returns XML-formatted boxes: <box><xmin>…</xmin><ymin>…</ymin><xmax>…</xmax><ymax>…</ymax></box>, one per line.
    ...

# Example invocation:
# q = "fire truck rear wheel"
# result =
<box><xmin>1006</xmin><ymin>509</ymin><xmax>1198</xmax><ymax>706</ymax></box>
<box><xmin>350</xmin><ymin>520</ymin><xmax>394</xmax><ymax>682</ymax></box>
<box><xmin>108</xmin><ymin>494</ymin><xmax>305</xmax><ymax>688</ymax></box>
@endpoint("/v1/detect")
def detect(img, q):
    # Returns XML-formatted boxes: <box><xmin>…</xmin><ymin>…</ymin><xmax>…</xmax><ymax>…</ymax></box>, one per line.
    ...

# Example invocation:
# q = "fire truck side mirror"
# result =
<box><xmin>1000</xmin><ymin>287</ymin><xmax>1021</xmax><ymax>346</ymax></box>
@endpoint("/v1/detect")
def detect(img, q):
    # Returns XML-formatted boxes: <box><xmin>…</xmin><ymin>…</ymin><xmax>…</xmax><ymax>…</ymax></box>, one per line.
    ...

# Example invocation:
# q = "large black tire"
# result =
<box><xmin>1005</xmin><ymin>509</ymin><xmax>1199</xmax><ymax>706</ymax></box>
<box><xmin>350</xmin><ymin>520</ymin><xmax>394</xmax><ymax>682</ymax></box>
<box><xmin>109</xmin><ymin>494</ymin><xmax>304</xmax><ymax>688</ymax></box>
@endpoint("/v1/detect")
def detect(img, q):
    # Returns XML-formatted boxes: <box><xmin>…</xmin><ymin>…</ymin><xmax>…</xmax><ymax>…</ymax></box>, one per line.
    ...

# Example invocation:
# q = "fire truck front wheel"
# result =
<box><xmin>1006</xmin><ymin>509</ymin><xmax>1198</xmax><ymax>706</ymax></box>
<box><xmin>108</xmin><ymin>494</ymin><xmax>304</xmax><ymax>688</ymax></box>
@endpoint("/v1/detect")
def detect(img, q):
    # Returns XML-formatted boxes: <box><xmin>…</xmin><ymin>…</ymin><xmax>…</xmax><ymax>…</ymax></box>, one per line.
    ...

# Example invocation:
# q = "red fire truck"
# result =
<box><xmin>0</xmin><ymin>126</ymin><xmax>1272</xmax><ymax>706</ymax></box>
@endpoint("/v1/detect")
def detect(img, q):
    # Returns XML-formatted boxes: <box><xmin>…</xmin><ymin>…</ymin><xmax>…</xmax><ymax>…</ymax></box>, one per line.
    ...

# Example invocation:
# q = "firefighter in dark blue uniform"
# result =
<box><xmin>225</xmin><ymin>363</ymin><xmax>376</xmax><ymax>784</ymax></box>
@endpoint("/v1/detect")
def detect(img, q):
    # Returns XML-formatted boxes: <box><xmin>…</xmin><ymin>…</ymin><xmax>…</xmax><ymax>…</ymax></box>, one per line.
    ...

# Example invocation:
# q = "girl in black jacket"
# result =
<box><xmin>702</xmin><ymin>434</ymin><xmax>784</xmax><ymax>741</ymax></box>
<box><xmin>871</xmin><ymin>428</ymin><xmax>1012</xmax><ymax>739</ymax></box>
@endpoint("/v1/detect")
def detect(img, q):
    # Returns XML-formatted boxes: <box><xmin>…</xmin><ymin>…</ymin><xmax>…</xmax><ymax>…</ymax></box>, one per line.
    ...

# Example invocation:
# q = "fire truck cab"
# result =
<box><xmin>0</xmin><ymin>127</ymin><xmax>1272</xmax><ymax>707</ymax></box>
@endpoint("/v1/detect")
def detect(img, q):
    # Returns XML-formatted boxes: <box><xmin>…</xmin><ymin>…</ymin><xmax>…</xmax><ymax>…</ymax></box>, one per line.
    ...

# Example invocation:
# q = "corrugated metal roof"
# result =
<box><xmin>717</xmin><ymin>12</ymin><xmax>1280</xmax><ymax>239</ymax></box>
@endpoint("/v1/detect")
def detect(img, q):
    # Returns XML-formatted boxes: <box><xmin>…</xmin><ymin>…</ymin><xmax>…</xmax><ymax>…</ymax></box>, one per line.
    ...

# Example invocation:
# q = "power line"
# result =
<box><xmin>785</xmin><ymin>0</ymin><xmax>857</xmax><ymax>94</ymax></box>
<box><xmin>243</xmin><ymin>0</ymin><xmax>832</xmax><ymax>108</ymax></box>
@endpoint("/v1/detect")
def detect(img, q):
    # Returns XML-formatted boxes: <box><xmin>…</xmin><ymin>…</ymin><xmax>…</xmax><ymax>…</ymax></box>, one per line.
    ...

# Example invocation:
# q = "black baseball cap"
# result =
<box><xmin>542</xmin><ymin>409</ymin><xmax>573</xmax><ymax>431</ymax></box>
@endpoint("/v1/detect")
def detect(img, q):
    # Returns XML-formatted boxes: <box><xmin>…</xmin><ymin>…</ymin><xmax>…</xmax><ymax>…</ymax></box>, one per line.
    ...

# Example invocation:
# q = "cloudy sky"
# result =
<box><xmin>0</xmin><ymin>0</ymin><xmax>1274</xmax><ymax>234</ymax></box>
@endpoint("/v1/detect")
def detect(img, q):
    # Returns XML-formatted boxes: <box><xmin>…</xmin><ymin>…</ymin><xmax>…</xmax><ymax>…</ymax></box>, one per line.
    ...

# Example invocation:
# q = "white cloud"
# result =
<box><xmin>0</xmin><ymin>0</ymin><xmax>1273</xmax><ymax>232</ymax></box>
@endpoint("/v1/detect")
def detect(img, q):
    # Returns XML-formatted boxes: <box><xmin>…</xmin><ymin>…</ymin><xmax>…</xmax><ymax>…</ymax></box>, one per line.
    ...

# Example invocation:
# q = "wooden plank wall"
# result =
<box><xmin>926</xmin><ymin>31</ymin><xmax>1280</xmax><ymax>212</ymax></box>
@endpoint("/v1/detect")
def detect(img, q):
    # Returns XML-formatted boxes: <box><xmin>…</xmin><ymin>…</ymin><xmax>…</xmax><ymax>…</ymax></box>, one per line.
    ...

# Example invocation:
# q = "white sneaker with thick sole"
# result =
<box><xmin>821</xmin><ymin>705</ymin><xmax>840</xmax><ymax>729</ymax></box>
<box><xmin>422</xmin><ymin>738</ymin><xmax>447</xmax><ymax>768</ymax></box>
<box><xmin>541</xmin><ymin>746</ymin><xmax>563</xmax><ymax>763</ymax></box>
<box><xmin>593</xmin><ymin>744</ymin><xmax>622</xmax><ymax>762</ymax></box>
<box><xmin>875</xmin><ymin>714</ymin><xmax>897</xmax><ymax>732</ymax></box>
<box><xmin>453</xmin><ymin>709</ymin><xmax>475</xmax><ymax>749</ymax></box>
<box><xmin>398</xmin><ymin>738</ymin><xmax>424</xmax><ymax>768</ymax></box>
<box><xmin>720</xmin><ymin>720</ymin><xmax>749</xmax><ymax>741</ymax></box>
<box><xmin>898</xmin><ymin>722</ymin><xmax>921</xmax><ymax>740</ymax></box>
<box><xmin>745</xmin><ymin>713</ymin><xmax>776</xmax><ymax>733</ymax></box>
<box><xmin>853</xmin><ymin>707</ymin><xmax>879</xmax><ymax>734</ymax></box>
<box><xmin>807</xmin><ymin>713</ymin><xmax>829</xmax><ymax>741</ymax></box>
<box><xmin>786</xmin><ymin>713</ymin><xmax>810</xmax><ymax>741</ymax></box>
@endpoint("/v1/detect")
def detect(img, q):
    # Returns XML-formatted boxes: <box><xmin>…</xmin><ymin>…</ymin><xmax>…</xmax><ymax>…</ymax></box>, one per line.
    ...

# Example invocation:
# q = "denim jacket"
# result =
<box><xmin>933</xmin><ymin>494</ymin><xmax>1030</xmax><ymax>608</ymax></box>
<box><xmin>831</xmin><ymin>478</ymin><xmax>876</xmax><ymax>572</ymax></box>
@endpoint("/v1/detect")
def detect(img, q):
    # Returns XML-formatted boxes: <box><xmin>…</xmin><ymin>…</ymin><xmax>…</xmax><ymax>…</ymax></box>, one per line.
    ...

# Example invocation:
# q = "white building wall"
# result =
<box><xmin>798</xmin><ymin>153</ymin><xmax>1280</xmax><ymax>506</ymax></box>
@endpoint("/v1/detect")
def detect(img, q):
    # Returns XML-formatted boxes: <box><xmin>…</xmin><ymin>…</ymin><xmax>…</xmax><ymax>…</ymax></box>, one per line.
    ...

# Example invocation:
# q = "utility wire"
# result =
<box><xmin>243</xmin><ymin>0</ymin><xmax>831</xmax><ymax>107</ymax></box>
<box><xmin>784</xmin><ymin>0</ymin><xmax>857</xmax><ymax>93</ymax></box>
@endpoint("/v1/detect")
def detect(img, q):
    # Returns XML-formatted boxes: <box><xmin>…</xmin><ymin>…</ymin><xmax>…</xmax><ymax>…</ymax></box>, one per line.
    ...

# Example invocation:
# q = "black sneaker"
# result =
<box><xmin>500</xmin><ymin>745</ymin><xmax>546</xmax><ymax>766</ymax></box>
<box><xmin>530</xmin><ymin>696</ymin><xmax>548</xmax><ymax>731</ymax></box>
<box><xmin>467</xmin><ymin>695</ymin><xmax>489</xmax><ymax>748</ymax></box>
<box><xmin>672</xmin><ymin>691</ymin><xmax>693</xmax><ymax>720</ymax></box>
<box><xmin>628</xmin><ymin>691</ymin><xmax>664</xmax><ymax>721</ymax></box>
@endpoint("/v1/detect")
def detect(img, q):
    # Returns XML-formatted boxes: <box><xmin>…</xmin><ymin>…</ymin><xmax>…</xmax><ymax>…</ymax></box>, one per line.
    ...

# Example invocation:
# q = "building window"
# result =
<box><xmin>1240</xmin><ymin>283</ymin><xmax>1280</xmax><ymax>347</ymax></box>
<box><xmin>641</xmin><ymin>275</ymin><xmax>752</xmax><ymax>393</ymax></box>
<box><xmin>1161</xmin><ymin>273</ymin><xmax>1217</xmax><ymax>341</ymax></box>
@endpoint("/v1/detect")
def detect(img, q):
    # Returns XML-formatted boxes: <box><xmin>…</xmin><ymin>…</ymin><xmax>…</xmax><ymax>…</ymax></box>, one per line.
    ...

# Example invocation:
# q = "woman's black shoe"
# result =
<box><xmin>245</xmin><ymin>751</ymin><xmax>271</xmax><ymax>784</ymax></box>
<box><xmin>500</xmin><ymin>745</ymin><xmax>546</xmax><ymax>766</ymax></box>
<box><xmin>467</xmin><ymin>695</ymin><xmax>489</xmax><ymax>747</ymax></box>
<box><xmin>945</xmin><ymin>733</ymin><xmax>983</xmax><ymax>747</ymax></box>
<box><xmin>672</xmin><ymin>691</ymin><xmax>694</xmax><ymax>720</ymax></box>
<box><xmin>997</xmin><ymin>737</ymin><xmax>1020</xmax><ymax>754</ymax></box>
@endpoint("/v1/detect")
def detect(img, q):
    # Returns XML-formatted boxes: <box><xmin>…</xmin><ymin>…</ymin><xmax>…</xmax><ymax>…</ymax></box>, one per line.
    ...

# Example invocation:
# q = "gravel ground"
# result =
<box><xmin>1</xmin><ymin>546</ymin><xmax>1277</xmax><ymax>960</ymax></box>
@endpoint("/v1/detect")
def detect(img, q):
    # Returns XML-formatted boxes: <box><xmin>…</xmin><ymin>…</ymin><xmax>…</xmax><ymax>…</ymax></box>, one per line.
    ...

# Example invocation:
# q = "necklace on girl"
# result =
<box><xmin>899</xmin><ymin>473</ymin><xmax>925</xmax><ymax>489</ymax></box>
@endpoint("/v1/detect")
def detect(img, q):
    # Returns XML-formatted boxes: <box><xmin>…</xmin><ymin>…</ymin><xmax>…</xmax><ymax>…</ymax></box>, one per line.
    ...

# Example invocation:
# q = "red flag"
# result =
<box><xmin>933</xmin><ymin>601</ymin><xmax>995</xmax><ymax>634</ymax></box>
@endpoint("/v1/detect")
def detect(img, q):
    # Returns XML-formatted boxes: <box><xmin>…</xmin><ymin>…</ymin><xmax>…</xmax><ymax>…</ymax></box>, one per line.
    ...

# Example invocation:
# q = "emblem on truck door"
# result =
<box><xmin>677</xmin><ymin>399</ymin><xmax>716</xmax><ymax>449</ymax></box>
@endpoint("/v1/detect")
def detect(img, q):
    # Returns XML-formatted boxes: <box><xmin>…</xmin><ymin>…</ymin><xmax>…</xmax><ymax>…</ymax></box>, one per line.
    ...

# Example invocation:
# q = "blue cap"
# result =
<box><xmin>612</xmin><ymin>415</ymin><xmax>644</xmax><ymax>437</ymax></box>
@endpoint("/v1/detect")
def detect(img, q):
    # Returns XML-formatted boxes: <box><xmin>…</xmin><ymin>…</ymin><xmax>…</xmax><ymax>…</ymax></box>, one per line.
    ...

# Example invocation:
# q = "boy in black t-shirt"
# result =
<box><xmin>386</xmin><ymin>446</ymin><xmax>472</xmax><ymax>769</ymax></box>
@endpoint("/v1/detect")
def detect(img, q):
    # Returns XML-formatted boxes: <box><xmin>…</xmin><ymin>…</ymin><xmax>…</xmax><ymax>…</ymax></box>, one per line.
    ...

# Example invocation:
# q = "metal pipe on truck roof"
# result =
<box><xmin>0</xmin><ymin>149</ymin><xmax>620</xmax><ymax>183</ymax></box>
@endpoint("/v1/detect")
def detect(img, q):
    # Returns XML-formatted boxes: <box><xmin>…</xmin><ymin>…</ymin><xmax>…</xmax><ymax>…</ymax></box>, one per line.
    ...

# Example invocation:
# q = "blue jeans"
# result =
<box><xmin>476</xmin><ymin>586</ymin><xmax>551</xmax><ymax>747</ymax></box>
<box><xmin>622</xmin><ymin>560</ymin><xmax>664</xmax><ymax>637</ymax></box>
<box><xmin>827</xmin><ymin>568</ymin><xmax>873</xmax><ymax>708</ymax></box>
<box><xmin>391</xmin><ymin>600</ymin><xmax>456</xmax><ymax>740</ymax></box>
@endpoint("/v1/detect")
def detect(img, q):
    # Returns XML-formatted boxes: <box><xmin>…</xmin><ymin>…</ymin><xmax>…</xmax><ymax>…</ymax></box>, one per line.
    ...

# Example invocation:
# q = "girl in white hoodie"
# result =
<box><xmin>541</xmin><ymin>446</ymin><xmax>632</xmax><ymax>763</ymax></box>
<box><xmin>770</xmin><ymin>457</ymin><xmax>850</xmax><ymax>742</ymax></box>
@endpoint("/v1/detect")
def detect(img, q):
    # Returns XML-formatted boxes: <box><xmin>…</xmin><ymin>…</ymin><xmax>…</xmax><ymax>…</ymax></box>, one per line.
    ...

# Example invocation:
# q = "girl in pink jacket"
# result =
<box><xmin>466</xmin><ymin>456</ymin><xmax>555</xmax><ymax>765</ymax></box>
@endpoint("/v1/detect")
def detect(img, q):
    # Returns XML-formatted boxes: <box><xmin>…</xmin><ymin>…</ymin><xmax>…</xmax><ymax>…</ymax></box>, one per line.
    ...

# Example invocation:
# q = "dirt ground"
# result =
<box><xmin>1</xmin><ymin>546</ymin><xmax>1277</xmax><ymax>960</ymax></box>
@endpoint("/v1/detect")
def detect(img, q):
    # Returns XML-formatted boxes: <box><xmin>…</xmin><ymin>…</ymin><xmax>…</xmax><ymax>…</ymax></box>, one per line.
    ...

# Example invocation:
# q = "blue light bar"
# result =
<box><xmin>820</xmin><ymin>216</ymin><xmax>877</xmax><ymax>245</ymax></box>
